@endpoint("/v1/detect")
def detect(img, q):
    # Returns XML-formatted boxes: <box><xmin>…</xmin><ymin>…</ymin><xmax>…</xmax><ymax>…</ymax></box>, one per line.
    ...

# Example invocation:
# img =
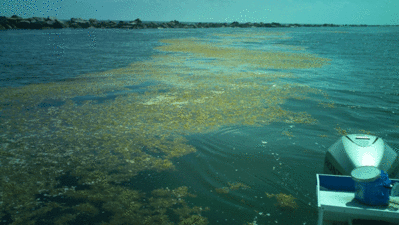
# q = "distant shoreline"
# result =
<box><xmin>1</xmin><ymin>15</ymin><xmax>397</xmax><ymax>30</ymax></box>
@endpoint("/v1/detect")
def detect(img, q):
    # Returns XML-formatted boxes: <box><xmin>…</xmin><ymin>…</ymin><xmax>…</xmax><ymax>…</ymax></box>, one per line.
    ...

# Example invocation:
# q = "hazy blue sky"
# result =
<box><xmin>1</xmin><ymin>0</ymin><xmax>398</xmax><ymax>25</ymax></box>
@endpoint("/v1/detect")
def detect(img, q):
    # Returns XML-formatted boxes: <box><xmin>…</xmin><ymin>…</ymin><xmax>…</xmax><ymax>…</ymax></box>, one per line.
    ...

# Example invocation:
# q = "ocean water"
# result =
<box><xmin>1</xmin><ymin>27</ymin><xmax>399</xmax><ymax>225</ymax></box>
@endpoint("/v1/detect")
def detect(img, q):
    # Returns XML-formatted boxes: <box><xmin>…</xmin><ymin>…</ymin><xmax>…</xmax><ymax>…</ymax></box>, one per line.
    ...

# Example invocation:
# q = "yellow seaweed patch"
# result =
<box><xmin>335</xmin><ymin>125</ymin><xmax>348</xmax><ymax>136</ymax></box>
<box><xmin>157</xmin><ymin>38</ymin><xmax>330</xmax><ymax>69</ymax></box>
<box><xmin>229</xmin><ymin>182</ymin><xmax>251</xmax><ymax>190</ymax></box>
<box><xmin>212</xmin><ymin>31</ymin><xmax>288</xmax><ymax>38</ymax></box>
<box><xmin>0</xmin><ymin>30</ymin><xmax>331</xmax><ymax>223</ymax></box>
<box><xmin>212</xmin><ymin>32</ymin><xmax>292</xmax><ymax>46</ymax></box>
<box><xmin>319</xmin><ymin>102</ymin><xmax>335</xmax><ymax>108</ymax></box>
<box><xmin>215</xmin><ymin>187</ymin><xmax>230</xmax><ymax>194</ymax></box>
<box><xmin>282</xmin><ymin>131</ymin><xmax>294</xmax><ymax>137</ymax></box>
<box><xmin>215</xmin><ymin>182</ymin><xmax>250</xmax><ymax>194</ymax></box>
<box><xmin>357</xmin><ymin>129</ymin><xmax>375</xmax><ymax>135</ymax></box>
<box><xmin>266</xmin><ymin>192</ymin><xmax>298</xmax><ymax>210</ymax></box>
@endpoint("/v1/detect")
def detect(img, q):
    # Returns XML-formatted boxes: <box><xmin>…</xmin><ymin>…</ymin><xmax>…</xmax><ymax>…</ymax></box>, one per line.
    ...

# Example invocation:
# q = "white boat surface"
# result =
<box><xmin>317</xmin><ymin>174</ymin><xmax>399</xmax><ymax>225</ymax></box>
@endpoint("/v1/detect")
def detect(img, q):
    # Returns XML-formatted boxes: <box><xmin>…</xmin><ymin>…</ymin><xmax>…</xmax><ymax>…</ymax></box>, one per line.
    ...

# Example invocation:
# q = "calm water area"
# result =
<box><xmin>1</xmin><ymin>27</ymin><xmax>399</xmax><ymax>225</ymax></box>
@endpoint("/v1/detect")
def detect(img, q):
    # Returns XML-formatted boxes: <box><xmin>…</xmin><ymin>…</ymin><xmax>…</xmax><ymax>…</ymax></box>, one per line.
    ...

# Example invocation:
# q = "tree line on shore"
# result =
<box><xmin>0</xmin><ymin>15</ymin><xmax>389</xmax><ymax>30</ymax></box>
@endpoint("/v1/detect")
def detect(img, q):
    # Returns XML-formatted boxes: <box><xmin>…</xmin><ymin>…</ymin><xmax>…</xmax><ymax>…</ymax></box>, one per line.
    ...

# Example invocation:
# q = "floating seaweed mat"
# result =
<box><xmin>0</xmin><ymin>30</ymin><xmax>333</xmax><ymax>224</ymax></box>
<box><xmin>156</xmin><ymin>37</ymin><xmax>330</xmax><ymax>70</ymax></box>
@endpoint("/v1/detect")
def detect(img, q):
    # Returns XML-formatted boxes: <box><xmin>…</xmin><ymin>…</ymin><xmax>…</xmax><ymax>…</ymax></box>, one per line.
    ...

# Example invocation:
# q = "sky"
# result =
<box><xmin>1</xmin><ymin>0</ymin><xmax>398</xmax><ymax>25</ymax></box>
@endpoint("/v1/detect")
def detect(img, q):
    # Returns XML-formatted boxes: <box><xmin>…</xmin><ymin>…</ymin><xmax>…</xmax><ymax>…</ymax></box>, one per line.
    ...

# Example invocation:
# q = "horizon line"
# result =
<box><xmin>2</xmin><ymin>15</ymin><xmax>398</xmax><ymax>26</ymax></box>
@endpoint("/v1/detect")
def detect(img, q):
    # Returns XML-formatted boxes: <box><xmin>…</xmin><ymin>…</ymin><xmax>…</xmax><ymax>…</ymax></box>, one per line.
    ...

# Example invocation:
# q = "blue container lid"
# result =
<box><xmin>351</xmin><ymin>166</ymin><xmax>380</xmax><ymax>182</ymax></box>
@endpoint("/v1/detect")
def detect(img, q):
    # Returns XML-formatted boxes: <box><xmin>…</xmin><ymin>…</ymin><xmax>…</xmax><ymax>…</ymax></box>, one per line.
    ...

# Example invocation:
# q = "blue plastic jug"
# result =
<box><xmin>351</xmin><ymin>166</ymin><xmax>392</xmax><ymax>206</ymax></box>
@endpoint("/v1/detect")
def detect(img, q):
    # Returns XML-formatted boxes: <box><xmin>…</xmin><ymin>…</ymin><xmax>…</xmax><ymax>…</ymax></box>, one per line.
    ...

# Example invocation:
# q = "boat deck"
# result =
<box><xmin>317</xmin><ymin>174</ymin><xmax>399</xmax><ymax>225</ymax></box>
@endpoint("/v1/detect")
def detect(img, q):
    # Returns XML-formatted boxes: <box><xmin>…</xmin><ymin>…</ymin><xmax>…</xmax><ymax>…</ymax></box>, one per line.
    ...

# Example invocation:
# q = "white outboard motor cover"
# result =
<box><xmin>324</xmin><ymin>134</ymin><xmax>399</xmax><ymax>178</ymax></box>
